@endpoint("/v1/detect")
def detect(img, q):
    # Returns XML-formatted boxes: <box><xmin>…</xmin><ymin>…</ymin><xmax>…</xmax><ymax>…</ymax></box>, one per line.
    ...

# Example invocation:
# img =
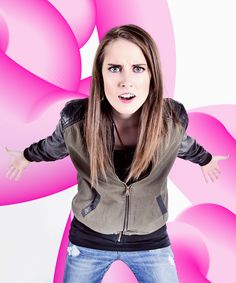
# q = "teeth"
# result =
<box><xmin>119</xmin><ymin>94</ymin><xmax>135</xmax><ymax>98</ymax></box>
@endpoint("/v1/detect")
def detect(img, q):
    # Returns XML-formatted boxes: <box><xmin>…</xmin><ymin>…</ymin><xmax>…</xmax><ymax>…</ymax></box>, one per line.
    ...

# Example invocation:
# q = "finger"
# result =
<box><xmin>9</xmin><ymin>168</ymin><xmax>19</xmax><ymax>181</ymax></box>
<box><xmin>212</xmin><ymin>170</ymin><xmax>219</xmax><ymax>180</ymax></box>
<box><xmin>6</xmin><ymin>165</ymin><xmax>15</xmax><ymax>179</ymax></box>
<box><xmin>5</xmin><ymin>147</ymin><xmax>13</xmax><ymax>155</ymax></box>
<box><xmin>208</xmin><ymin>172</ymin><xmax>215</xmax><ymax>183</ymax></box>
<box><xmin>15</xmin><ymin>169</ymin><xmax>23</xmax><ymax>181</ymax></box>
<box><xmin>5</xmin><ymin>147</ymin><xmax>14</xmax><ymax>153</ymax></box>
<box><xmin>202</xmin><ymin>169</ymin><xmax>208</xmax><ymax>184</ymax></box>
<box><xmin>214</xmin><ymin>167</ymin><xmax>221</xmax><ymax>174</ymax></box>
<box><xmin>218</xmin><ymin>154</ymin><xmax>230</xmax><ymax>160</ymax></box>
<box><xmin>5</xmin><ymin>147</ymin><xmax>18</xmax><ymax>156</ymax></box>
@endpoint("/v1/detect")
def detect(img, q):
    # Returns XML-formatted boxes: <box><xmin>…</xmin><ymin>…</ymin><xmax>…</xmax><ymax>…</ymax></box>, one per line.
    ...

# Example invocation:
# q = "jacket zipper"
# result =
<box><xmin>117</xmin><ymin>183</ymin><xmax>131</xmax><ymax>242</ymax></box>
<box><xmin>110</xmin><ymin>121</ymin><xmax>133</xmax><ymax>243</ymax></box>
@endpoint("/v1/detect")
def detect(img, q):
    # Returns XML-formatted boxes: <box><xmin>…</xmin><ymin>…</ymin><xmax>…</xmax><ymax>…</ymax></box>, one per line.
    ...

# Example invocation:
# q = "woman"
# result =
<box><xmin>6</xmin><ymin>24</ymin><xmax>228</xmax><ymax>283</ymax></box>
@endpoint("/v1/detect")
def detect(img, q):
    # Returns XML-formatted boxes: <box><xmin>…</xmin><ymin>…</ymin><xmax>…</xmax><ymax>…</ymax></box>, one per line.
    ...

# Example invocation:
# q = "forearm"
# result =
<box><xmin>23</xmin><ymin>118</ymin><xmax>68</xmax><ymax>162</ymax></box>
<box><xmin>177</xmin><ymin>134</ymin><xmax>212</xmax><ymax>166</ymax></box>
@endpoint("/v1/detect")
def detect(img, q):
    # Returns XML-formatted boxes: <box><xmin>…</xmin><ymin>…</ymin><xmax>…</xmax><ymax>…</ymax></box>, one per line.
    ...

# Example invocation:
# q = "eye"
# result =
<box><xmin>108</xmin><ymin>66</ymin><xmax>120</xmax><ymax>73</ymax></box>
<box><xmin>133</xmin><ymin>66</ymin><xmax>145</xmax><ymax>73</ymax></box>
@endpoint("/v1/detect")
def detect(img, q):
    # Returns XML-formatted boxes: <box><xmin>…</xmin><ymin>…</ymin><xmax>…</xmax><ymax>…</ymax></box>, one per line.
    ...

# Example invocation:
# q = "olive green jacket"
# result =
<box><xmin>24</xmin><ymin>98</ymin><xmax>212</xmax><ymax>241</ymax></box>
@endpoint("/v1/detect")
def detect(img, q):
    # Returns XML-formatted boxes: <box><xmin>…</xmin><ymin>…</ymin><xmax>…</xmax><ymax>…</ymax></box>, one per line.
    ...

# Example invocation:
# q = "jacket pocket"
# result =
<box><xmin>156</xmin><ymin>195</ymin><xmax>167</xmax><ymax>215</ymax></box>
<box><xmin>81</xmin><ymin>187</ymin><xmax>101</xmax><ymax>217</ymax></box>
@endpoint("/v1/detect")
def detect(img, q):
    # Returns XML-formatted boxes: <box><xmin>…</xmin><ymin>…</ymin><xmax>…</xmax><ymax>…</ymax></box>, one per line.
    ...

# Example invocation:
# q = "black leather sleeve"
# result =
<box><xmin>175</xmin><ymin>100</ymin><xmax>212</xmax><ymax>166</ymax></box>
<box><xmin>23</xmin><ymin>113</ymin><xmax>69</xmax><ymax>162</ymax></box>
<box><xmin>23</xmin><ymin>98</ymin><xmax>88</xmax><ymax>162</ymax></box>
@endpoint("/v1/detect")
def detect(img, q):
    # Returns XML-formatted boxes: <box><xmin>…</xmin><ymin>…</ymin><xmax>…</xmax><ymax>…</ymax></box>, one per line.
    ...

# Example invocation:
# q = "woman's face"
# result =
<box><xmin>102</xmin><ymin>38</ymin><xmax>151</xmax><ymax>119</ymax></box>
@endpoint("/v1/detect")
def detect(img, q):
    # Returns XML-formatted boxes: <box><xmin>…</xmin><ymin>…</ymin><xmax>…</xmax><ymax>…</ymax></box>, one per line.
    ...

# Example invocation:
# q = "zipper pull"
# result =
<box><xmin>125</xmin><ymin>185</ymin><xmax>131</xmax><ymax>196</ymax></box>
<box><xmin>117</xmin><ymin>231</ymin><xmax>123</xmax><ymax>242</ymax></box>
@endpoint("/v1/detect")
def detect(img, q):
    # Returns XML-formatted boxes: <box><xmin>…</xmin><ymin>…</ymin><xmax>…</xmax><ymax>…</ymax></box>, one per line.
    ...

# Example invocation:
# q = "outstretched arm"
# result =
<box><xmin>178</xmin><ymin>133</ymin><xmax>229</xmax><ymax>183</ymax></box>
<box><xmin>177</xmin><ymin>133</ymin><xmax>212</xmax><ymax>166</ymax></box>
<box><xmin>173</xmin><ymin>99</ymin><xmax>229</xmax><ymax>183</ymax></box>
<box><xmin>23</xmin><ymin>116</ymin><xmax>68</xmax><ymax>162</ymax></box>
<box><xmin>5</xmin><ymin>109</ymin><xmax>69</xmax><ymax>181</ymax></box>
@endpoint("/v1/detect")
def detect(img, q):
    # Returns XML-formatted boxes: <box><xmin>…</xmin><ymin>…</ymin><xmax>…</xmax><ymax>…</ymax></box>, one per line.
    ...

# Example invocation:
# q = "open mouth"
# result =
<box><xmin>118</xmin><ymin>93</ymin><xmax>136</xmax><ymax>101</ymax></box>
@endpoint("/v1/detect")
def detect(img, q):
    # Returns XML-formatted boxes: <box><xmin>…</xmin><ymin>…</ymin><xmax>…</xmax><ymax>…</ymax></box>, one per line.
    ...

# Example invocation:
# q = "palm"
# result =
<box><xmin>201</xmin><ymin>155</ymin><xmax>229</xmax><ymax>183</ymax></box>
<box><xmin>5</xmin><ymin>147</ymin><xmax>30</xmax><ymax>181</ymax></box>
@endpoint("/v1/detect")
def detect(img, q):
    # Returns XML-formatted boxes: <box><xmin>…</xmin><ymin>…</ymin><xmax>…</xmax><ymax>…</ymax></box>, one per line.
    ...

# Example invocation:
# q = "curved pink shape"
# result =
<box><xmin>102</xmin><ymin>261</ymin><xmax>138</xmax><ymax>283</ymax></box>
<box><xmin>49</xmin><ymin>0</ymin><xmax>96</xmax><ymax>48</ymax></box>
<box><xmin>0</xmin><ymin>49</ymin><xmax>89</xmax><ymax>205</ymax></box>
<box><xmin>0</xmin><ymin>2</ymin><xmax>93</xmax><ymax>205</ymax></box>
<box><xmin>1</xmin><ymin>90</ymin><xmax>90</xmax><ymax>205</ymax></box>
<box><xmin>176</xmin><ymin>204</ymin><xmax>236</xmax><ymax>283</ymax></box>
<box><xmin>170</xmin><ymin>111</ymin><xmax>236</xmax><ymax>213</ymax></box>
<box><xmin>168</xmin><ymin>221</ymin><xmax>210</xmax><ymax>283</ymax></box>
<box><xmin>0</xmin><ymin>51</ymin><xmax>61</xmax><ymax>119</ymax></box>
<box><xmin>191</xmin><ymin>104</ymin><xmax>236</xmax><ymax>140</ymax></box>
<box><xmin>0</xmin><ymin>0</ymin><xmax>81</xmax><ymax>90</ymax></box>
<box><xmin>0</xmin><ymin>14</ymin><xmax>8</xmax><ymax>52</ymax></box>
<box><xmin>95</xmin><ymin>0</ymin><xmax>176</xmax><ymax>98</ymax></box>
<box><xmin>78</xmin><ymin>76</ymin><xmax>92</xmax><ymax>96</ymax></box>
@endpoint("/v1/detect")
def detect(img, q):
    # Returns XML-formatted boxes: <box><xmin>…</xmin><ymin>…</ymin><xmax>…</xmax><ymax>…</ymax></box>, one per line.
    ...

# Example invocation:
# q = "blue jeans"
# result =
<box><xmin>63</xmin><ymin>241</ymin><xmax>179</xmax><ymax>283</ymax></box>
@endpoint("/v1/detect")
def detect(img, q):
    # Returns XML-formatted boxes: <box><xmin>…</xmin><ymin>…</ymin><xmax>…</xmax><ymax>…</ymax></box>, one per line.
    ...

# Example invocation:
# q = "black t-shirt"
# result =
<box><xmin>69</xmin><ymin>147</ymin><xmax>170</xmax><ymax>251</ymax></box>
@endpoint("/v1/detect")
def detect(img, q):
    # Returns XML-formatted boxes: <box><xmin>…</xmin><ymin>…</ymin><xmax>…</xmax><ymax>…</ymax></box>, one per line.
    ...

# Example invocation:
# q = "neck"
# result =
<box><xmin>111</xmin><ymin>108</ymin><xmax>141</xmax><ymax>128</ymax></box>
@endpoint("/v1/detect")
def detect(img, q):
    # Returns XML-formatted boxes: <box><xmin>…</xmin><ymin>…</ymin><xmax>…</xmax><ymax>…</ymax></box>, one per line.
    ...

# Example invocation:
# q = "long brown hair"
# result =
<box><xmin>84</xmin><ymin>24</ymin><xmax>180</xmax><ymax>187</ymax></box>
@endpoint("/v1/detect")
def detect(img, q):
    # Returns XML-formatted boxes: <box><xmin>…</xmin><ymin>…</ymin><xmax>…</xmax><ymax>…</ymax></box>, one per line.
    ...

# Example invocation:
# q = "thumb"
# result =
<box><xmin>5</xmin><ymin>147</ymin><xmax>18</xmax><ymax>155</ymax></box>
<box><xmin>218</xmin><ymin>154</ymin><xmax>230</xmax><ymax>160</ymax></box>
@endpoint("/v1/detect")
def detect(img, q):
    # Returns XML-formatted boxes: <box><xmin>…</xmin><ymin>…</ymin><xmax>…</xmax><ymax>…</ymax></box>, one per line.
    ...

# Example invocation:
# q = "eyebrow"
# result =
<box><xmin>107</xmin><ymin>63</ymin><xmax>147</xmax><ymax>66</ymax></box>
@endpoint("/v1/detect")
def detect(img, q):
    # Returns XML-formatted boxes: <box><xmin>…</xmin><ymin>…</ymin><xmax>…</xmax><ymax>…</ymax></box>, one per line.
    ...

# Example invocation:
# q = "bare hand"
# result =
<box><xmin>201</xmin><ymin>154</ymin><xmax>229</xmax><ymax>183</ymax></box>
<box><xmin>5</xmin><ymin>147</ymin><xmax>31</xmax><ymax>181</ymax></box>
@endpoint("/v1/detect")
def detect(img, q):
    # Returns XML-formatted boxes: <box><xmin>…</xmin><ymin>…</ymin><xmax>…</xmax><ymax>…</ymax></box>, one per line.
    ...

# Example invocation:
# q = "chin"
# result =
<box><xmin>118</xmin><ymin>109</ymin><xmax>139</xmax><ymax>118</ymax></box>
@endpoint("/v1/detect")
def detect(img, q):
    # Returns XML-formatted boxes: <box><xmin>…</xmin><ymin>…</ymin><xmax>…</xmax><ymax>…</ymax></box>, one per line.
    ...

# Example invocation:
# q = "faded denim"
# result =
<box><xmin>63</xmin><ymin>241</ymin><xmax>179</xmax><ymax>283</ymax></box>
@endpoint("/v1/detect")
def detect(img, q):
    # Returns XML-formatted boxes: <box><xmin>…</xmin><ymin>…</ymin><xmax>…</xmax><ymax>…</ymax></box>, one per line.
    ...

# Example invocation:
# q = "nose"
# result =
<box><xmin>120</xmin><ymin>82</ymin><xmax>133</xmax><ymax>88</ymax></box>
<box><xmin>118</xmin><ymin>69</ymin><xmax>133</xmax><ymax>88</ymax></box>
<box><xmin>119</xmin><ymin>81</ymin><xmax>133</xmax><ymax>88</ymax></box>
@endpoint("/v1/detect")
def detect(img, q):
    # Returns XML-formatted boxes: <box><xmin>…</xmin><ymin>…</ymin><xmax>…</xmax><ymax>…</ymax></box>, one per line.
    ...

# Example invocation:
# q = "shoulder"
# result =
<box><xmin>163</xmin><ymin>97</ymin><xmax>189</xmax><ymax>129</ymax></box>
<box><xmin>60</xmin><ymin>97</ymin><xmax>88</xmax><ymax>129</ymax></box>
